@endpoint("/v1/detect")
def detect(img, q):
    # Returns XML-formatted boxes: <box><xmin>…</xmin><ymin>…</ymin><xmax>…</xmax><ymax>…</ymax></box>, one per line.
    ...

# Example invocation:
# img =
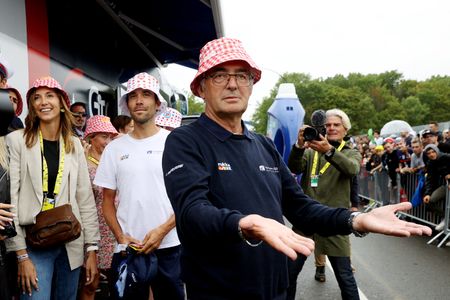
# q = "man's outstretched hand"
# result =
<box><xmin>352</xmin><ymin>202</ymin><xmax>432</xmax><ymax>237</ymax></box>
<box><xmin>239</xmin><ymin>215</ymin><xmax>315</xmax><ymax>260</ymax></box>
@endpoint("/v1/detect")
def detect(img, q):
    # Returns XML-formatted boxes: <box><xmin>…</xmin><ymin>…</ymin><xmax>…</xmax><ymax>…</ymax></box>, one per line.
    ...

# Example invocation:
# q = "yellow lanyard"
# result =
<box><xmin>311</xmin><ymin>140</ymin><xmax>346</xmax><ymax>176</ymax></box>
<box><xmin>87</xmin><ymin>155</ymin><xmax>99</xmax><ymax>165</ymax></box>
<box><xmin>39</xmin><ymin>130</ymin><xmax>65</xmax><ymax>197</ymax></box>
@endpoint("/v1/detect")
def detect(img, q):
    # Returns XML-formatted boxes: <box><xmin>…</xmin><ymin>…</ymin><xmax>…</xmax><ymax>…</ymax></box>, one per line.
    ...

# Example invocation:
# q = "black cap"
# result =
<box><xmin>421</xmin><ymin>129</ymin><xmax>437</xmax><ymax>137</ymax></box>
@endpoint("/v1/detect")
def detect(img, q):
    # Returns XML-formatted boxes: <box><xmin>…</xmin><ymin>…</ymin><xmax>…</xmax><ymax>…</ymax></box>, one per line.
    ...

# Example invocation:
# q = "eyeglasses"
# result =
<box><xmin>72</xmin><ymin>112</ymin><xmax>87</xmax><ymax>118</ymax></box>
<box><xmin>206</xmin><ymin>72</ymin><xmax>253</xmax><ymax>87</ymax></box>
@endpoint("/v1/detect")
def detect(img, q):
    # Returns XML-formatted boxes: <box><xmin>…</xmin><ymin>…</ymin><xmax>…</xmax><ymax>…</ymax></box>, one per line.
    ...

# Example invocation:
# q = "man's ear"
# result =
<box><xmin>197</xmin><ymin>82</ymin><xmax>207</xmax><ymax>101</ymax></box>
<box><xmin>0</xmin><ymin>77</ymin><xmax>6</xmax><ymax>88</ymax></box>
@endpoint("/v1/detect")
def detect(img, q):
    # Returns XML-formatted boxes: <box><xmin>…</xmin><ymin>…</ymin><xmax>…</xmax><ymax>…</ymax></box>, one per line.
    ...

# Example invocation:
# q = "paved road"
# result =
<box><xmin>293</xmin><ymin>233</ymin><xmax>450</xmax><ymax>299</ymax></box>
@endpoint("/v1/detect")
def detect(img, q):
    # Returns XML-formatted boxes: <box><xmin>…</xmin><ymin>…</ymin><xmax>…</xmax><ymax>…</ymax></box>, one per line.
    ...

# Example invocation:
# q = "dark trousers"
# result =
<box><xmin>329</xmin><ymin>256</ymin><xmax>359</xmax><ymax>300</ymax></box>
<box><xmin>286</xmin><ymin>255</ymin><xmax>307</xmax><ymax>300</ymax></box>
<box><xmin>286</xmin><ymin>255</ymin><xmax>359</xmax><ymax>300</ymax></box>
<box><xmin>110</xmin><ymin>245</ymin><xmax>184</xmax><ymax>300</ymax></box>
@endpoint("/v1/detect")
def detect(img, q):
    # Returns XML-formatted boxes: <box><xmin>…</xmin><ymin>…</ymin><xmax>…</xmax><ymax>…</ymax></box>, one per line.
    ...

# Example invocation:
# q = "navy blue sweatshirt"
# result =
<box><xmin>162</xmin><ymin>114</ymin><xmax>352</xmax><ymax>300</ymax></box>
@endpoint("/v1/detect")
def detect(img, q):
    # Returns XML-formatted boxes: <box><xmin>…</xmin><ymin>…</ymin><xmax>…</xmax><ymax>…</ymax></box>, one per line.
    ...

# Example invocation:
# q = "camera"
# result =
<box><xmin>303</xmin><ymin>126</ymin><xmax>326</xmax><ymax>141</ymax></box>
<box><xmin>0</xmin><ymin>222</ymin><xmax>16</xmax><ymax>238</ymax></box>
<box><xmin>303</xmin><ymin>109</ymin><xmax>327</xmax><ymax>141</ymax></box>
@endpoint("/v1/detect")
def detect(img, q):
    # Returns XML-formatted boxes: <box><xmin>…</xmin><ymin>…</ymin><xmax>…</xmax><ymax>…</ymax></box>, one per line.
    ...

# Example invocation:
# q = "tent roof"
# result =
<box><xmin>47</xmin><ymin>0</ymin><xmax>223</xmax><ymax>85</ymax></box>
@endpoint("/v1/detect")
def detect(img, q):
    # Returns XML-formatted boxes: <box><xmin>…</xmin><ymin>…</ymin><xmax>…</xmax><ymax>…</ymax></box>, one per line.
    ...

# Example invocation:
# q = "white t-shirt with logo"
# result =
<box><xmin>94</xmin><ymin>129</ymin><xmax>179</xmax><ymax>249</ymax></box>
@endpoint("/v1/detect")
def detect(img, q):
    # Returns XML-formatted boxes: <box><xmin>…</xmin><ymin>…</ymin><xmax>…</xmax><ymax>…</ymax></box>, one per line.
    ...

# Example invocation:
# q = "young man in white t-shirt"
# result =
<box><xmin>94</xmin><ymin>73</ymin><xmax>184</xmax><ymax>300</ymax></box>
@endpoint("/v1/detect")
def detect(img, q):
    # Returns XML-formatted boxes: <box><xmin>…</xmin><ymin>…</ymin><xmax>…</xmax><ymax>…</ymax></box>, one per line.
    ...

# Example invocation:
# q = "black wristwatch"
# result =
<box><xmin>324</xmin><ymin>146</ymin><xmax>335</xmax><ymax>159</ymax></box>
<box><xmin>348</xmin><ymin>212</ymin><xmax>368</xmax><ymax>238</ymax></box>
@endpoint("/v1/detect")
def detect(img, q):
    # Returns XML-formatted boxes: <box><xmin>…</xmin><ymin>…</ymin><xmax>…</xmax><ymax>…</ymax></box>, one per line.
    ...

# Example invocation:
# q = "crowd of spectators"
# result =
<box><xmin>353</xmin><ymin>122</ymin><xmax>450</xmax><ymax>241</ymax></box>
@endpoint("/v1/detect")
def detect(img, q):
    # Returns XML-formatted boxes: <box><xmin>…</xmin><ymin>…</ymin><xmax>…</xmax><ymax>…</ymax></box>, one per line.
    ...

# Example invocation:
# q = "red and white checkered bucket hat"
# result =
<box><xmin>1</xmin><ymin>84</ymin><xmax>24</xmax><ymax>116</ymax></box>
<box><xmin>84</xmin><ymin>115</ymin><xmax>118</xmax><ymax>139</ymax></box>
<box><xmin>155</xmin><ymin>107</ymin><xmax>182</xmax><ymax>129</ymax></box>
<box><xmin>190</xmin><ymin>37</ymin><xmax>262</xmax><ymax>97</ymax></box>
<box><xmin>26</xmin><ymin>76</ymin><xmax>70</xmax><ymax>108</ymax></box>
<box><xmin>119</xmin><ymin>72</ymin><xmax>167</xmax><ymax>116</ymax></box>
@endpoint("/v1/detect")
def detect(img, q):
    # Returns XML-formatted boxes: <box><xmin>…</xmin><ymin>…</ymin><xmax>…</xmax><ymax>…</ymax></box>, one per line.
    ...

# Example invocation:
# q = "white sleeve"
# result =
<box><xmin>93</xmin><ymin>144</ymin><xmax>117</xmax><ymax>190</ymax></box>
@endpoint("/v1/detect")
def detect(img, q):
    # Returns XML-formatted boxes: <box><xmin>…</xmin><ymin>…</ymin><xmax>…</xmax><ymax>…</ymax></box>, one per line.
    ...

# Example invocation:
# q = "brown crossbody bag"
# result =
<box><xmin>25</xmin><ymin>203</ymin><xmax>81</xmax><ymax>249</ymax></box>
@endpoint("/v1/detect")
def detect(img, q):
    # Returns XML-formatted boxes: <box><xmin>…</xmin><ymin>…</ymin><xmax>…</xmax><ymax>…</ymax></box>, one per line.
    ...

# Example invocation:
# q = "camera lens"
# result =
<box><xmin>303</xmin><ymin>127</ymin><xmax>319</xmax><ymax>142</ymax></box>
<box><xmin>0</xmin><ymin>222</ymin><xmax>17</xmax><ymax>238</ymax></box>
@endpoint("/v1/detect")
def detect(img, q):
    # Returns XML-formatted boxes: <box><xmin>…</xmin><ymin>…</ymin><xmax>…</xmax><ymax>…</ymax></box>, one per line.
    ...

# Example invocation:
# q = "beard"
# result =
<box><xmin>130</xmin><ymin>109</ymin><xmax>156</xmax><ymax>125</ymax></box>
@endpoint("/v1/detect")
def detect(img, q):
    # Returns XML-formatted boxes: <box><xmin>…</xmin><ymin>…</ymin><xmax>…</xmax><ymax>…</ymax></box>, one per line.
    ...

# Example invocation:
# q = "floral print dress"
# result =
<box><xmin>88</xmin><ymin>164</ymin><xmax>116</xmax><ymax>269</ymax></box>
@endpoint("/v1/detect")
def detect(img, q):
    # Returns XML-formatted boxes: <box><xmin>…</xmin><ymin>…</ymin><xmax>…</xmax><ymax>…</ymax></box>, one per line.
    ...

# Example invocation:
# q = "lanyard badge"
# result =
<box><xmin>42</xmin><ymin>195</ymin><xmax>55</xmax><ymax>211</ymax></box>
<box><xmin>39</xmin><ymin>130</ymin><xmax>65</xmax><ymax>211</ymax></box>
<box><xmin>310</xmin><ymin>140</ymin><xmax>346</xmax><ymax>188</ymax></box>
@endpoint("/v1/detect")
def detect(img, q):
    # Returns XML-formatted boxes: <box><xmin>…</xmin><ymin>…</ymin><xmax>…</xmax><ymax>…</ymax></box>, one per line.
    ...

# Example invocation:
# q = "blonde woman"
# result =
<box><xmin>6</xmin><ymin>77</ymin><xmax>100</xmax><ymax>299</ymax></box>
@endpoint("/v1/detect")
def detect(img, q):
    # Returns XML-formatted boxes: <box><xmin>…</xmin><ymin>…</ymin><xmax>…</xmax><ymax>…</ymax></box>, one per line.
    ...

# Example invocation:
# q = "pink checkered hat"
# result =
<box><xmin>190</xmin><ymin>37</ymin><xmax>262</xmax><ymax>97</ymax></box>
<box><xmin>155</xmin><ymin>107</ymin><xmax>182</xmax><ymax>129</ymax></box>
<box><xmin>1</xmin><ymin>84</ymin><xmax>24</xmax><ymax>116</ymax></box>
<box><xmin>26</xmin><ymin>76</ymin><xmax>70</xmax><ymax>108</ymax></box>
<box><xmin>119</xmin><ymin>72</ymin><xmax>167</xmax><ymax>116</ymax></box>
<box><xmin>84</xmin><ymin>115</ymin><xmax>118</xmax><ymax>139</ymax></box>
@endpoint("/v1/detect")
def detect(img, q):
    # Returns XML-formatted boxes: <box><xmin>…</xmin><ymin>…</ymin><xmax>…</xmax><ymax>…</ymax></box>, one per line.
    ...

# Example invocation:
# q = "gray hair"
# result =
<box><xmin>326</xmin><ymin>108</ymin><xmax>351</xmax><ymax>130</ymax></box>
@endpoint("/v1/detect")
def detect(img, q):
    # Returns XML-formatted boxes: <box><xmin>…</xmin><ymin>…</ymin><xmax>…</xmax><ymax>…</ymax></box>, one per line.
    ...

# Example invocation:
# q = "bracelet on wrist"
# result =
<box><xmin>17</xmin><ymin>253</ymin><xmax>29</xmax><ymax>263</ymax></box>
<box><xmin>238</xmin><ymin>225</ymin><xmax>263</xmax><ymax>247</ymax></box>
<box><xmin>86</xmin><ymin>245</ymin><xmax>99</xmax><ymax>253</ymax></box>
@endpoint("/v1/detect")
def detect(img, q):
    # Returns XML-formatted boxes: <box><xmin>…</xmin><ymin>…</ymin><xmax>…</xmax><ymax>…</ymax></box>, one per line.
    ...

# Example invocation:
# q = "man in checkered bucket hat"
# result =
<box><xmin>94</xmin><ymin>72</ymin><xmax>184</xmax><ymax>299</ymax></box>
<box><xmin>119</xmin><ymin>72</ymin><xmax>167</xmax><ymax>117</ymax></box>
<box><xmin>162</xmin><ymin>37</ymin><xmax>431</xmax><ymax>299</ymax></box>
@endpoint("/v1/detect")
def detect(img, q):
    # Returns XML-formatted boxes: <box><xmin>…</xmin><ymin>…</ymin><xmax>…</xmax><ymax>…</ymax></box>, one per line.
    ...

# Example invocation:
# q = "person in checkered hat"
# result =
<box><xmin>79</xmin><ymin>115</ymin><xmax>118</xmax><ymax>299</ymax></box>
<box><xmin>94</xmin><ymin>72</ymin><xmax>184</xmax><ymax>300</ymax></box>
<box><xmin>1</xmin><ymin>84</ymin><xmax>25</xmax><ymax>131</ymax></box>
<box><xmin>162</xmin><ymin>37</ymin><xmax>431</xmax><ymax>299</ymax></box>
<box><xmin>155</xmin><ymin>107</ymin><xmax>182</xmax><ymax>131</ymax></box>
<box><xmin>5</xmin><ymin>76</ymin><xmax>100</xmax><ymax>298</ymax></box>
<box><xmin>0</xmin><ymin>56</ymin><xmax>13</xmax><ymax>88</ymax></box>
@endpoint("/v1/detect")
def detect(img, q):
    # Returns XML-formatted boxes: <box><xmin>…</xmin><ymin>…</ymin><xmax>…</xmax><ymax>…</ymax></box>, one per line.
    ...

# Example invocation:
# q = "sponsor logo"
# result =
<box><xmin>147</xmin><ymin>150</ymin><xmax>163</xmax><ymax>155</ymax></box>
<box><xmin>259</xmin><ymin>165</ymin><xmax>279</xmax><ymax>173</ymax></box>
<box><xmin>217</xmin><ymin>162</ymin><xmax>232</xmax><ymax>171</ymax></box>
<box><xmin>120</xmin><ymin>154</ymin><xmax>129</xmax><ymax>161</ymax></box>
<box><xmin>166</xmin><ymin>164</ymin><xmax>184</xmax><ymax>176</ymax></box>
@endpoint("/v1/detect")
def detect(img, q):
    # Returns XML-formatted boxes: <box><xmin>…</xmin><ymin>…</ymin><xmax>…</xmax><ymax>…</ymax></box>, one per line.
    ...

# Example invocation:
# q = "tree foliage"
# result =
<box><xmin>186</xmin><ymin>93</ymin><xmax>205</xmax><ymax>115</ymax></box>
<box><xmin>252</xmin><ymin>71</ymin><xmax>450</xmax><ymax>135</ymax></box>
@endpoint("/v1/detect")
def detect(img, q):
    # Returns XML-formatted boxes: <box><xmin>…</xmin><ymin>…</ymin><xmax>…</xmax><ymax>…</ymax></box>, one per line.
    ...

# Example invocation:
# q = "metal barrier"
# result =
<box><xmin>427</xmin><ymin>180</ymin><xmax>450</xmax><ymax>248</ymax></box>
<box><xmin>359</xmin><ymin>171</ymin><xmax>449</xmax><ymax>247</ymax></box>
<box><xmin>359</xmin><ymin>170</ymin><xmax>399</xmax><ymax>212</ymax></box>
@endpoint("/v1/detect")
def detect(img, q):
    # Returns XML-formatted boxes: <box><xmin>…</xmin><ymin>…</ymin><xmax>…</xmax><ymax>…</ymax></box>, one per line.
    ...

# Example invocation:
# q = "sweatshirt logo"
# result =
<box><xmin>218</xmin><ymin>162</ymin><xmax>232</xmax><ymax>171</ymax></box>
<box><xmin>259</xmin><ymin>165</ymin><xmax>279</xmax><ymax>173</ymax></box>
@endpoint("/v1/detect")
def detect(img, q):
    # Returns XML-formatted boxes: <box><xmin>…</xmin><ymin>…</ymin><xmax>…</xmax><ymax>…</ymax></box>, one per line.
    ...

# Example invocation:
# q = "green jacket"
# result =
<box><xmin>288</xmin><ymin>142</ymin><xmax>361</xmax><ymax>256</ymax></box>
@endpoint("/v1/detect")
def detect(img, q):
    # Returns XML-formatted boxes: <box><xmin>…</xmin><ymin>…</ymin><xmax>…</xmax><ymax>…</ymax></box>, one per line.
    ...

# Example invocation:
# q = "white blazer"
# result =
<box><xmin>5</xmin><ymin>129</ymin><xmax>100</xmax><ymax>270</ymax></box>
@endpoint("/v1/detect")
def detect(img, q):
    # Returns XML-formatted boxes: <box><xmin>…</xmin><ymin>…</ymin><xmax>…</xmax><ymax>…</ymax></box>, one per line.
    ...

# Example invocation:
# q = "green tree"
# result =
<box><xmin>251</xmin><ymin>71</ymin><xmax>450</xmax><ymax>135</ymax></box>
<box><xmin>401</xmin><ymin>96</ymin><xmax>429</xmax><ymax>125</ymax></box>
<box><xmin>416</xmin><ymin>76</ymin><xmax>450</xmax><ymax>122</ymax></box>
<box><xmin>186</xmin><ymin>93</ymin><xmax>205</xmax><ymax>115</ymax></box>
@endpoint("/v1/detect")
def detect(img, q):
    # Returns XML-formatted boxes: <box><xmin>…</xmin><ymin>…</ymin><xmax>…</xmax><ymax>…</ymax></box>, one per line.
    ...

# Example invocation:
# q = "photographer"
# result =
<box><xmin>287</xmin><ymin>109</ymin><xmax>361</xmax><ymax>300</ymax></box>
